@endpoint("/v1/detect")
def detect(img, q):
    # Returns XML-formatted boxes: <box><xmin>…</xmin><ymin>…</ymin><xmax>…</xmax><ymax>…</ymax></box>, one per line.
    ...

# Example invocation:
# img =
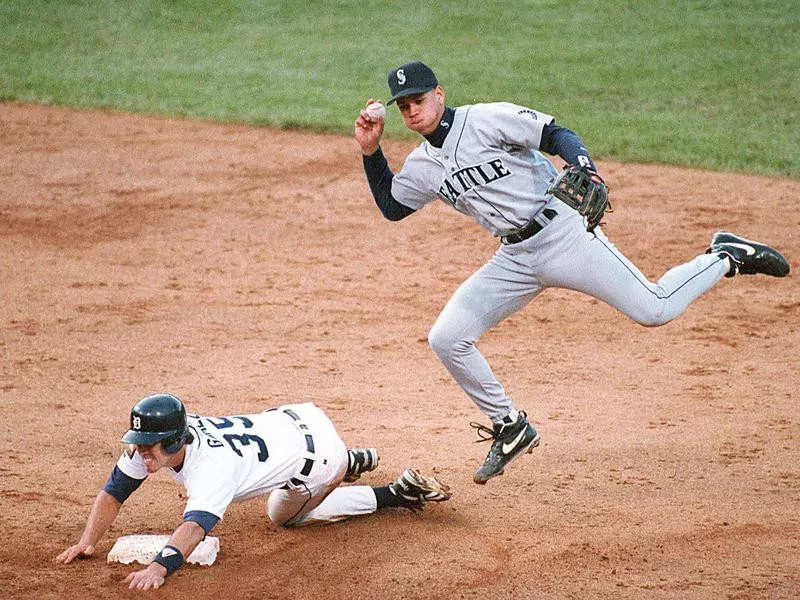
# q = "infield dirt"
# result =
<box><xmin>1</xmin><ymin>103</ymin><xmax>798</xmax><ymax>599</ymax></box>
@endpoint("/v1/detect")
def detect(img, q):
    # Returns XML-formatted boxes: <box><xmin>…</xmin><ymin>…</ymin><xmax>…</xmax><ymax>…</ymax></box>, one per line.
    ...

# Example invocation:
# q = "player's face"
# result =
<box><xmin>396</xmin><ymin>88</ymin><xmax>445</xmax><ymax>135</ymax></box>
<box><xmin>135</xmin><ymin>441</ymin><xmax>171</xmax><ymax>473</ymax></box>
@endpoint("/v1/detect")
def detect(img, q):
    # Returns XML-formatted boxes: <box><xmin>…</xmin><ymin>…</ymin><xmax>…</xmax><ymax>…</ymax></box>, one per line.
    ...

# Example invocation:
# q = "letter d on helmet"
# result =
<box><xmin>122</xmin><ymin>393</ymin><xmax>190</xmax><ymax>454</ymax></box>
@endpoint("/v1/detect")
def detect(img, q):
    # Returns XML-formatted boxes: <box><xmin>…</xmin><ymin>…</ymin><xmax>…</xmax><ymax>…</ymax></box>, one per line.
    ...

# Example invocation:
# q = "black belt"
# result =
<box><xmin>502</xmin><ymin>208</ymin><xmax>557</xmax><ymax>244</ymax></box>
<box><xmin>282</xmin><ymin>408</ymin><xmax>315</xmax><ymax>487</ymax></box>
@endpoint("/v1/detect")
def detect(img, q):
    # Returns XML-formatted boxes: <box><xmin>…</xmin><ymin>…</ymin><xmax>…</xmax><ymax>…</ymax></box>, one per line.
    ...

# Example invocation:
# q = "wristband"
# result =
<box><xmin>152</xmin><ymin>545</ymin><xmax>184</xmax><ymax>576</ymax></box>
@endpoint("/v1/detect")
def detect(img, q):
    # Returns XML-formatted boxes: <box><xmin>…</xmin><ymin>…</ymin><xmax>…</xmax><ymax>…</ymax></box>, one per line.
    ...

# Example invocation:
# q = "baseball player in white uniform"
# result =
<box><xmin>353</xmin><ymin>60</ymin><xmax>790</xmax><ymax>486</ymax></box>
<box><xmin>55</xmin><ymin>393</ymin><xmax>450</xmax><ymax>590</ymax></box>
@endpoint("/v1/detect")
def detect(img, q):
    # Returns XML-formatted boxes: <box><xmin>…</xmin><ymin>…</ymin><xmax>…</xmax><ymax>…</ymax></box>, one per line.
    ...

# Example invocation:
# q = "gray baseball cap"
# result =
<box><xmin>387</xmin><ymin>61</ymin><xmax>438</xmax><ymax>105</ymax></box>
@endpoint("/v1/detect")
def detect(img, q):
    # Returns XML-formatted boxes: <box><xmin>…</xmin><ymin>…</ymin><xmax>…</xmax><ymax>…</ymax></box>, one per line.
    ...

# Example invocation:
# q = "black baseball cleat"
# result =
<box><xmin>344</xmin><ymin>448</ymin><xmax>379</xmax><ymax>482</ymax></box>
<box><xmin>707</xmin><ymin>231</ymin><xmax>790</xmax><ymax>278</ymax></box>
<box><xmin>471</xmin><ymin>411</ymin><xmax>540</xmax><ymax>484</ymax></box>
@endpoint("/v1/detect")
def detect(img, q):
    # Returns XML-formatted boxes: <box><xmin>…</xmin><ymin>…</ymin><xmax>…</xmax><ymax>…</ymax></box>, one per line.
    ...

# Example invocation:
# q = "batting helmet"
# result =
<box><xmin>121</xmin><ymin>393</ymin><xmax>191</xmax><ymax>455</ymax></box>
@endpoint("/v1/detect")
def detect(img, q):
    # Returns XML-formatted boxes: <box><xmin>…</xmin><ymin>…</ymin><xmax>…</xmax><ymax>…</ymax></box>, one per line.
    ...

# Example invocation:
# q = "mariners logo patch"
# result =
<box><xmin>397</xmin><ymin>69</ymin><xmax>406</xmax><ymax>85</ymax></box>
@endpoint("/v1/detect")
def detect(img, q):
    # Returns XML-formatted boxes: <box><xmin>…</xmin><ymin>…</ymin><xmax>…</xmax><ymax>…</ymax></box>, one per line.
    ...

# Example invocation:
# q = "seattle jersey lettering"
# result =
<box><xmin>438</xmin><ymin>158</ymin><xmax>512</xmax><ymax>204</ymax></box>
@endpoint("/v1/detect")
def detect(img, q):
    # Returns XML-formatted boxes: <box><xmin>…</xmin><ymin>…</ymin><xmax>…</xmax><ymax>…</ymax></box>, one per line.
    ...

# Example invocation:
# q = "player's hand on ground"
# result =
<box><xmin>354</xmin><ymin>99</ymin><xmax>385</xmax><ymax>156</ymax></box>
<box><xmin>54</xmin><ymin>543</ymin><xmax>95</xmax><ymax>564</ymax></box>
<box><xmin>125</xmin><ymin>564</ymin><xmax>166</xmax><ymax>590</ymax></box>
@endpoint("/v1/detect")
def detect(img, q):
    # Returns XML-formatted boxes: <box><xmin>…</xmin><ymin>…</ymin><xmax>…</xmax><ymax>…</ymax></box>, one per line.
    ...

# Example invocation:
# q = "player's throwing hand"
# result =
<box><xmin>355</xmin><ymin>99</ymin><xmax>385</xmax><ymax>156</ymax></box>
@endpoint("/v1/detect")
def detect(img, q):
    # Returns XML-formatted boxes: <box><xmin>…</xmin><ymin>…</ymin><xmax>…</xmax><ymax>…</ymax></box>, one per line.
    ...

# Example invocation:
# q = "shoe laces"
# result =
<box><xmin>470</xmin><ymin>411</ymin><xmax>527</xmax><ymax>442</ymax></box>
<box><xmin>469</xmin><ymin>421</ymin><xmax>497</xmax><ymax>442</ymax></box>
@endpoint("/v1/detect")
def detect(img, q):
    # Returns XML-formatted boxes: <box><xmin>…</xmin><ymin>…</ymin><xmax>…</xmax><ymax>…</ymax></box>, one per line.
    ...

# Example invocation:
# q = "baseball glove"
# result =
<box><xmin>546</xmin><ymin>165</ymin><xmax>610</xmax><ymax>232</ymax></box>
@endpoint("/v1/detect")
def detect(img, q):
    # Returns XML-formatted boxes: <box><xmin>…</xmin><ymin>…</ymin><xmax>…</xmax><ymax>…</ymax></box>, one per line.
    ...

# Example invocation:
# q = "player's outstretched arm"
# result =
<box><xmin>354</xmin><ymin>99</ymin><xmax>385</xmax><ymax>156</ymax></box>
<box><xmin>54</xmin><ymin>490</ymin><xmax>122</xmax><ymax>564</ymax></box>
<box><xmin>124</xmin><ymin>519</ymin><xmax>206</xmax><ymax>590</ymax></box>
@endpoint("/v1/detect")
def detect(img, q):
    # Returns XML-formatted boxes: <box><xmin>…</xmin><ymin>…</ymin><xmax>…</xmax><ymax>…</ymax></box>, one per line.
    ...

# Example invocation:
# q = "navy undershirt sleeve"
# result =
<box><xmin>102</xmin><ymin>465</ymin><xmax>145</xmax><ymax>504</ymax></box>
<box><xmin>183</xmin><ymin>510</ymin><xmax>220</xmax><ymax>534</ymax></box>
<box><xmin>540</xmin><ymin>123</ymin><xmax>597</xmax><ymax>171</ymax></box>
<box><xmin>362</xmin><ymin>147</ymin><xmax>416</xmax><ymax>221</ymax></box>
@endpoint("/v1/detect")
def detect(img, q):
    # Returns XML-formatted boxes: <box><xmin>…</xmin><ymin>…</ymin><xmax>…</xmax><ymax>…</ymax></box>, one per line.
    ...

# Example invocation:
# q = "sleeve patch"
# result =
<box><xmin>517</xmin><ymin>109</ymin><xmax>540</xmax><ymax>120</ymax></box>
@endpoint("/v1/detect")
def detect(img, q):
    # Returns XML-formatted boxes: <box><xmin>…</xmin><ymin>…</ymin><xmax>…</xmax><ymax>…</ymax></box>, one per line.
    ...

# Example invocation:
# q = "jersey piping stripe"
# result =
<box><xmin>451</xmin><ymin>105</ymin><xmax>470</xmax><ymax>169</ymax></box>
<box><xmin>283</xmin><ymin>481</ymin><xmax>313</xmax><ymax>525</ymax></box>
<box><xmin>452</xmin><ymin>105</ymin><xmax>527</xmax><ymax>229</ymax></box>
<box><xmin>473</xmin><ymin>189</ymin><xmax>523</xmax><ymax>228</ymax></box>
<box><xmin>597</xmin><ymin>236</ymin><xmax>725</xmax><ymax>299</ymax></box>
<box><xmin>422</xmin><ymin>145</ymin><xmax>446</xmax><ymax>169</ymax></box>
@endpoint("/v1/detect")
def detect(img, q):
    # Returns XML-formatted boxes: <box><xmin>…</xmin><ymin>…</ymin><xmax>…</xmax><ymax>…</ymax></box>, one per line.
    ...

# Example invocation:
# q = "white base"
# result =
<box><xmin>107</xmin><ymin>534</ymin><xmax>219</xmax><ymax>566</ymax></box>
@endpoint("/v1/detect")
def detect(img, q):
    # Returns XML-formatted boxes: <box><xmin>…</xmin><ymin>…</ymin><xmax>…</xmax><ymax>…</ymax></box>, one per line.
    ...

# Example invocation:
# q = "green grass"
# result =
<box><xmin>1</xmin><ymin>0</ymin><xmax>797</xmax><ymax>177</ymax></box>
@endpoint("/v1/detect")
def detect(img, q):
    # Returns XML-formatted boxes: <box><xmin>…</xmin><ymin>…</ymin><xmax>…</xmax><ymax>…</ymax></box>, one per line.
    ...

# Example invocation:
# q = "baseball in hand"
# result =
<box><xmin>364</xmin><ymin>102</ymin><xmax>386</xmax><ymax>121</ymax></box>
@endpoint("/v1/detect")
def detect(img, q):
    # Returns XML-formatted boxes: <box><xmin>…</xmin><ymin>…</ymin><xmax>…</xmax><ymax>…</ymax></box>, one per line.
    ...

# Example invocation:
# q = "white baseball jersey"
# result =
<box><xmin>391</xmin><ymin>102</ymin><xmax>558</xmax><ymax>236</ymax></box>
<box><xmin>116</xmin><ymin>406</ymin><xmax>312</xmax><ymax>520</ymax></box>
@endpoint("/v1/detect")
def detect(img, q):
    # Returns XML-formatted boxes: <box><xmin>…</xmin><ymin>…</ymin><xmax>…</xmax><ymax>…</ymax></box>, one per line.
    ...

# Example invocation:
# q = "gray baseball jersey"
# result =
<box><xmin>391</xmin><ymin>102</ymin><xmax>558</xmax><ymax>236</ymax></box>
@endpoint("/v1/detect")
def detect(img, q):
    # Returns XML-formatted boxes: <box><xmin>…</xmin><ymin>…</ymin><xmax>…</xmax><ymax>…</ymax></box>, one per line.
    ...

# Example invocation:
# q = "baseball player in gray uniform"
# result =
<box><xmin>55</xmin><ymin>393</ymin><xmax>450</xmax><ymax>590</ymax></box>
<box><xmin>353</xmin><ymin>60</ymin><xmax>790</xmax><ymax>486</ymax></box>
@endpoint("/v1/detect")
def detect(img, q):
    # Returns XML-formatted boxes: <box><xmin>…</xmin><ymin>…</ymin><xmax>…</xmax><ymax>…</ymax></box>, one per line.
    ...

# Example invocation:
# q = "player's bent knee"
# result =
<box><xmin>428</xmin><ymin>327</ymin><xmax>470</xmax><ymax>362</ymax></box>
<box><xmin>266</xmin><ymin>495</ymin><xmax>294</xmax><ymax>527</ymax></box>
<box><xmin>613</xmin><ymin>296</ymin><xmax>675</xmax><ymax>327</ymax></box>
<box><xmin>427</xmin><ymin>327</ymin><xmax>451</xmax><ymax>359</ymax></box>
<box><xmin>630</xmin><ymin>309</ymin><xmax>672</xmax><ymax>328</ymax></box>
<box><xmin>266</xmin><ymin>509</ymin><xmax>291</xmax><ymax>527</ymax></box>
